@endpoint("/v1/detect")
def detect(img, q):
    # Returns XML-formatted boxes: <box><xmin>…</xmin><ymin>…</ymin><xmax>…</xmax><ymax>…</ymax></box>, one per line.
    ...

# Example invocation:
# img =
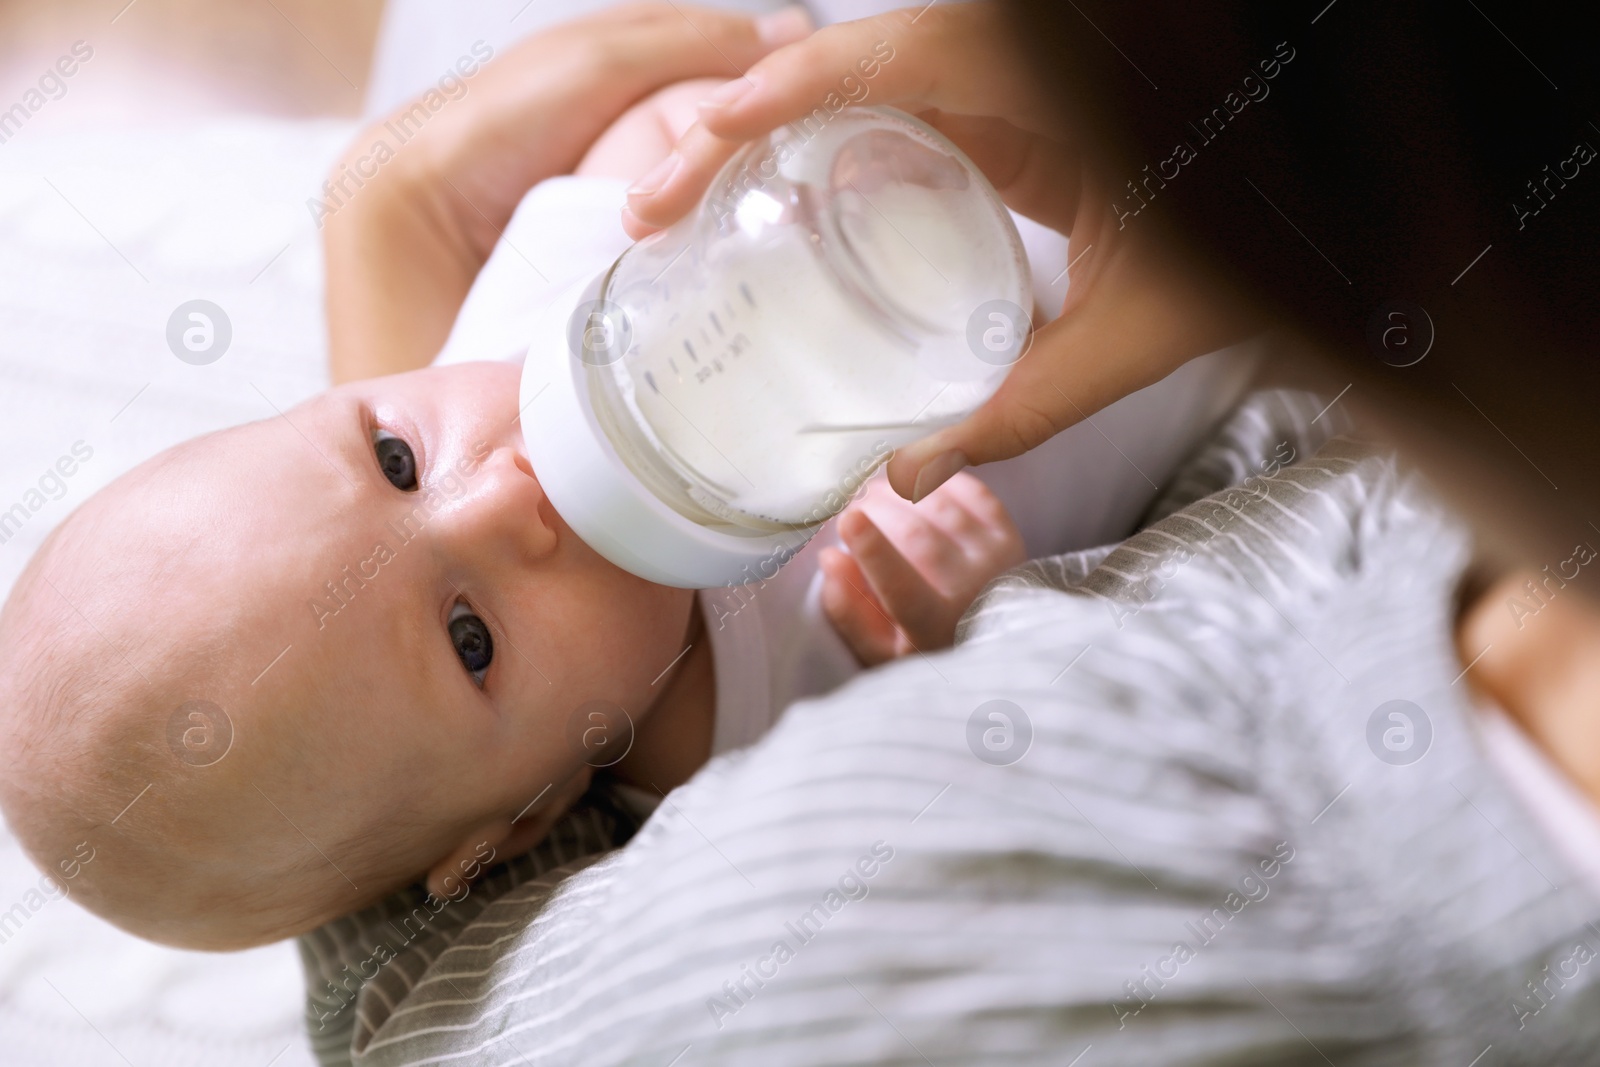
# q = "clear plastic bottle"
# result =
<box><xmin>582</xmin><ymin>106</ymin><xmax>1030</xmax><ymax>529</ymax></box>
<box><xmin>524</xmin><ymin>106</ymin><xmax>1032</xmax><ymax>586</ymax></box>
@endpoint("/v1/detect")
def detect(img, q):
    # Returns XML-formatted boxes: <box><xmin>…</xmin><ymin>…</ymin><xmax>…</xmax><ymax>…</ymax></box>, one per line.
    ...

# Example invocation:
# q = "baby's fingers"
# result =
<box><xmin>926</xmin><ymin>472</ymin><xmax>1026</xmax><ymax>566</ymax></box>
<box><xmin>820</xmin><ymin>547</ymin><xmax>899</xmax><ymax>666</ymax></box>
<box><xmin>837</xmin><ymin>508</ymin><xmax>950</xmax><ymax>650</ymax></box>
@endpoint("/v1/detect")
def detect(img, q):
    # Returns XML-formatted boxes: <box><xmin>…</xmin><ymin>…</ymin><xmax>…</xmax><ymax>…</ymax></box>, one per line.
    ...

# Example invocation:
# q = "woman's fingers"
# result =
<box><xmin>697</xmin><ymin>5</ymin><xmax>1052</xmax><ymax>141</ymax></box>
<box><xmin>433</xmin><ymin>3</ymin><xmax>814</xmax><ymax>248</ymax></box>
<box><xmin>589</xmin><ymin>3</ymin><xmax>814</xmax><ymax>101</ymax></box>
<box><xmin>624</xmin><ymin>109</ymin><xmax>1077</xmax><ymax>238</ymax></box>
<box><xmin>622</xmin><ymin>121</ymin><xmax>741</xmax><ymax>237</ymax></box>
<box><xmin>885</xmin><ymin>235</ymin><xmax>1252</xmax><ymax>501</ymax></box>
<box><xmin>614</xmin><ymin>3</ymin><xmax>1252</xmax><ymax>510</ymax></box>
<box><xmin>330</xmin><ymin>2</ymin><xmax>815</xmax><ymax>381</ymax></box>
<box><xmin>917</xmin><ymin>111</ymin><xmax>1085</xmax><ymax>238</ymax></box>
<box><xmin>625</xmin><ymin>3</ymin><xmax>1062</xmax><ymax>233</ymax></box>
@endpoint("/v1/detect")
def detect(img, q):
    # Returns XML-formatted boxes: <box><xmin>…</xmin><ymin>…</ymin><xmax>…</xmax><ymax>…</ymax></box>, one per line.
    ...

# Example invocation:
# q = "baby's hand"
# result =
<box><xmin>820</xmin><ymin>472</ymin><xmax>1025</xmax><ymax>666</ymax></box>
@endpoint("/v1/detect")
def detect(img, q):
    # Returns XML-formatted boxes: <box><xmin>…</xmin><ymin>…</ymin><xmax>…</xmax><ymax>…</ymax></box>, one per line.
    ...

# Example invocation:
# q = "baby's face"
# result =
<box><xmin>128</xmin><ymin>360</ymin><xmax>693</xmax><ymax>938</ymax></box>
<box><xmin>254</xmin><ymin>358</ymin><xmax>688</xmax><ymax>857</ymax></box>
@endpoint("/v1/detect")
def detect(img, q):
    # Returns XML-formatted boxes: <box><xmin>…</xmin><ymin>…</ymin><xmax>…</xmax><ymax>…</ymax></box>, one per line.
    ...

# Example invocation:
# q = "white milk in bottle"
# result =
<box><xmin>521</xmin><ymin>107</ymin><xmax>1032</xmax><ymax>586</ymax></box>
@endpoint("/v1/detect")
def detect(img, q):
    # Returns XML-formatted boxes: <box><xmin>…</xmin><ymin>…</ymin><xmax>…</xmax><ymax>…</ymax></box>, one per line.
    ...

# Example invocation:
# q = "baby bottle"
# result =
<box><xmin>521</xmin><ymin>106</ymin><xmax>1032</xmax><ymax>587</ymax></box>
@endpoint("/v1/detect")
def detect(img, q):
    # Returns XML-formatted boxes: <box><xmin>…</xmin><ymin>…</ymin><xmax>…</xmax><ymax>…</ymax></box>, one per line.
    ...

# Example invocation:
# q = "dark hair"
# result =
<box><xmin>1005</xmin><ymin>0</ymin><xmax>1598</xmax><ymax>546</ymax></box>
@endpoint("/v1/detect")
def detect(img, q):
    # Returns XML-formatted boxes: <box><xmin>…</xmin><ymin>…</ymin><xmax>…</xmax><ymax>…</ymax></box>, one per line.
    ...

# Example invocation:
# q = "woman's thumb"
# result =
<box><xmin>884</xmin><ymin>324</ymin><xmax>1085</xmax><ymax>502</ymax></box>
<box><xmin>885</xmin><ymin>248</ymin><xmax>1241</xmax><ymax>501</ymax></box>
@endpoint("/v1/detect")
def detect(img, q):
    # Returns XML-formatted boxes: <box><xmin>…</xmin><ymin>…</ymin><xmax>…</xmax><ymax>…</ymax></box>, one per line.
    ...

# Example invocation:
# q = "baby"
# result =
<box><xmin>0</xmin><ymin>78</ymin><xmax>1031</xmax><ymax>950</ymax></box>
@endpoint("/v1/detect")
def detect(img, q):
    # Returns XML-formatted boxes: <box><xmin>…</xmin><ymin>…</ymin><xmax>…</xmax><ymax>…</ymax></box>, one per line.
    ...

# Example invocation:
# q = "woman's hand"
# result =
<box><xmin>820</xmin><ymin>473</ymin><xmax>1025</xmax><ymax>666</ymax></box>
<box><xmin>624</xmin><ymin>3</ymin><xmax>1250</xmax><ymax>500</ymax></box>
<box><xmin>324</xmin><ymin>3</ymin><xmax>812</xmax><ymax>383</ymax></box>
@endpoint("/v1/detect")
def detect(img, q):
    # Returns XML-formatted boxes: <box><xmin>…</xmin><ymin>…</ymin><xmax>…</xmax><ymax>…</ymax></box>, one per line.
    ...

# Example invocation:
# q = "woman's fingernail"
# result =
<box><xmin>627</xmin><ymin>152</ymin><xmax>680</xmax><ymax>198</ymax></box>
<box><xmin>911</xmin><ymin>450</ymin><xmax>968</xmax><ymax>503</ymax></box>
<box><xmin>699</xmin><ymin>77</ymin><xmax>755</xmax><ymax>114</ymax></box>
<box><xmin>755</xmin><ymin>6</ymin><xmax>812</xmax><ymax>46</ymax></box>
<box><xmin>620</xmin><ymin>205</ymin><xmax>659</xmax><ymax>238</ymax></box>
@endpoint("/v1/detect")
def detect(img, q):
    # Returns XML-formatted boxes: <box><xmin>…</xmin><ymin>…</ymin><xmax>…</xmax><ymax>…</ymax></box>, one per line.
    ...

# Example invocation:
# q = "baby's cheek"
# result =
<box><xmin>573</xmin><ymin>78</ymin><xmax>727</xmax><ymax>182</ymax></box>
<box><xmin>648</xmin><ymin>78</ymin><xmax>729</xmax><ymax>141</ymax></box>
<box><xmin>574</xmin><ymin>107</ymin><xmax>668</xmax><ymax>180</ymax></box>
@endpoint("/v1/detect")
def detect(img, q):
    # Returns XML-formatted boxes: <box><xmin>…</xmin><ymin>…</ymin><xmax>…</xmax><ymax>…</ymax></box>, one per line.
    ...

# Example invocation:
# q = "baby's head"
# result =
<box><xmin>0</xmin><ymin>361</ymin><xmax>692</xmax><ymax>949</ymax></box>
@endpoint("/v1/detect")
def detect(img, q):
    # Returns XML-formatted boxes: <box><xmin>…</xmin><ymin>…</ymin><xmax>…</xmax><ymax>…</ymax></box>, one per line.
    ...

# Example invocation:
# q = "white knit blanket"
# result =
<box><xmin>0</xmin><ymin>117</ymin><xmax>350</xmax><ymax>1067</ymax></box>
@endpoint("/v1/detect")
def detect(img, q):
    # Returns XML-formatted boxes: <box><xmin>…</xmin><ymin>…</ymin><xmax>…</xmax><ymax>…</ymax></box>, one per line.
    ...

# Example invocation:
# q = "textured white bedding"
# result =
<box><xmin>0</xmin><ymin>118</ymin><xmax>350</xmax><ymax>1067</ymax></box>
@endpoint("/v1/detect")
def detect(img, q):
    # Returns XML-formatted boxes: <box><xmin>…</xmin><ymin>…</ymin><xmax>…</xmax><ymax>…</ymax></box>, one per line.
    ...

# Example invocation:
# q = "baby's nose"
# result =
<box><xmin>431</xmin><ymin>446</ymin><xmax>557</xmax><ymax>564</ymax></box>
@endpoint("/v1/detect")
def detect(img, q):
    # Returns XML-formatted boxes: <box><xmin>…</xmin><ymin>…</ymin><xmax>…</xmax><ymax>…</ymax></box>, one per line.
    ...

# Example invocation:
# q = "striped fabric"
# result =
<box><xmin>298</xmin><ymin>792</ymin><xmax>639</xmax><ymax>1067</ymax></box>
<box><xmin>302</xmin><ymin>390</ymin><xmax>1600</xmax><ymax>1065</ymax></box>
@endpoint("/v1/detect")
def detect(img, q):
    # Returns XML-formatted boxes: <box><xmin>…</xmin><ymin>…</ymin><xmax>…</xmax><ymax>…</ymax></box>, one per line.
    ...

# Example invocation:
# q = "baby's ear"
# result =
<box><xmin>423</xmin><ymin>767</ymin><xmax>594</xmax><ymax>899</ymax></box>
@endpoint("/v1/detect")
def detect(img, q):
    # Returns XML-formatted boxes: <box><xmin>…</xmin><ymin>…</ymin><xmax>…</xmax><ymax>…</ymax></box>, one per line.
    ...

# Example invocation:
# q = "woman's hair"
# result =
<box><xmin>1006</xmin><ymin>0</ymin><xmax>1598</xmax><ymax>551</ymax></box>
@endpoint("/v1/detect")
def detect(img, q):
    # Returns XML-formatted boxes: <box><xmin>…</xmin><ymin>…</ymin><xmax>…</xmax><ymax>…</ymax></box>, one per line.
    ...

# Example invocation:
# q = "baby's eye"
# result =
<box><xmin>448</xmin><ymin>602</ymin><xmax>494</xmax><ymax>685</ymax></box>
<box><xmin>373</xmin><ymin>430</ymin><xmax>418</xmax><ymax>492</ymax></box>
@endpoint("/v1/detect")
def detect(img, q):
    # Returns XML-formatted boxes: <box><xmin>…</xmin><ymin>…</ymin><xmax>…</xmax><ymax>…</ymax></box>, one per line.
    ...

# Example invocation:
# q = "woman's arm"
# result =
<box><xmin>323</xmin><ymin>3</ymin><xmax>811</xmax><ymax>383</ymax></box>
